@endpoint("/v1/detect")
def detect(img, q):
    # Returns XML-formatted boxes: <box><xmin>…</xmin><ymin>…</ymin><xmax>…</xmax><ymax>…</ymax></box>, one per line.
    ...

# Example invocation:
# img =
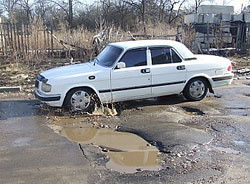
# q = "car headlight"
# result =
<box><xmin>41</xmin><ymin>82</ymin><xmax>52</xmax><ymax>92</ymax></box>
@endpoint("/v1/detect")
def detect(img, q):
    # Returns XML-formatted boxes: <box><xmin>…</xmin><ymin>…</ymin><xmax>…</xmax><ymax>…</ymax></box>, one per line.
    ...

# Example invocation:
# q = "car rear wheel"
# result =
<box><xmin>64</xmin><ymin>88</ymin><xmax>96</xmax><ymax>112</ymax></box>
<box><xmin>183</xmin><ymin>78</ymin><xmax>208</xmax><ymax>101</ymax></box>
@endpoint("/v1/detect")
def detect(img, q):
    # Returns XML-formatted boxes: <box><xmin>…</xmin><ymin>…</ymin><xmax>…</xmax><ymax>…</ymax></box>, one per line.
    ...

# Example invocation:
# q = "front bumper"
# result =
<box><xmin>34</xmin><ymin>89</ymin><xmax>61</xmax><ymax>102</ymax></box>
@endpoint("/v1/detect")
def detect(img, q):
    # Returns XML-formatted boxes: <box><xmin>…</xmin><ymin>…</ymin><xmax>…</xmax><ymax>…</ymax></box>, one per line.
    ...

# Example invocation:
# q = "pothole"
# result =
<box><xmin>181</xmin><ymin>107</ymin><xmax>205</xmax><ymax>116</ymax></box>
<box><xmin>211</xmin><ymin>122</ymin><xmax>236</xmax><ymax>133</ymax></box>
<box><xmin>49</xmin><ymin>123</ymin><xmax>162</xmax><ymax>174</ymax></box>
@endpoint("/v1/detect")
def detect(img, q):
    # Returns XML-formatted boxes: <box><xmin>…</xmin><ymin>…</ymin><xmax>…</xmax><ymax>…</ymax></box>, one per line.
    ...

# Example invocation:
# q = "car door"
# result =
<box><xmin>149</xmin><ymin>47</ymin><xmax>187</xmax><ymax>96</ymax></box>
<box><xmin>110</xmin><ymin>48</ymin><xmax>152</xmax><ymax>102</ymax></box>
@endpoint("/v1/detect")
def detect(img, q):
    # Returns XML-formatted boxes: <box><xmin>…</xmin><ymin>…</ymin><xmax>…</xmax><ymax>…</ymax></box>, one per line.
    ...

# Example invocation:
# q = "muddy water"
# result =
<box><xmin>60</xmin><ymin>127</ymin><xmax>162</xmax><ymax>173</ymax></box>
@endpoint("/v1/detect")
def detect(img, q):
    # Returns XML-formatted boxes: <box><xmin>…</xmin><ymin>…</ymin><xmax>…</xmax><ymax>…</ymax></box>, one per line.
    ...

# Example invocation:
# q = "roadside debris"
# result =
<box><xmin>90</xmin><ymin>104</ymin><xmax>118</xmax><ymax>116</ymax></box>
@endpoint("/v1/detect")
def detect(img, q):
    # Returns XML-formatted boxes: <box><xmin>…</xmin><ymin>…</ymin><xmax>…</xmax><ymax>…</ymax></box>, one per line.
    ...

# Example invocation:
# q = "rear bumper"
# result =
<box><xmin>212</xmin><ymin>74</ymin><xmax>234</xmax><ymax>88</ymax></box>
<box><xmin>212</xmin><ymin>75</ymin><xmax>233</xmax><ymax>82</ymax></box>
<box><xmin>34</xmin><ymin>89</ymin><xmax>61</xmax><ymax>102</ymax></box>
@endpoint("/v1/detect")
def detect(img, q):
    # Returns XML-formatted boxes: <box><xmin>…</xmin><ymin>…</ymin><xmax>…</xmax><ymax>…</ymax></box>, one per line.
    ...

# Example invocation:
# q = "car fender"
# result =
<box><xmin>62</xmin><ymin>84</ymin><xmax>102</xmax><ymax>104</ymax></box>
<box><xmin>185</xmin><ymin>73</ymin><xmax>214</xmax><ymax>90</ymax></box>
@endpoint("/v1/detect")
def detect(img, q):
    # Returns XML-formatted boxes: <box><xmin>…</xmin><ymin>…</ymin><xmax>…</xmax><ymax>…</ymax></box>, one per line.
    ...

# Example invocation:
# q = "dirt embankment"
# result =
<box><xmin>0</xmin><ymin>58</ymin><xmax>74</xmax><ymax>93</ymax></box>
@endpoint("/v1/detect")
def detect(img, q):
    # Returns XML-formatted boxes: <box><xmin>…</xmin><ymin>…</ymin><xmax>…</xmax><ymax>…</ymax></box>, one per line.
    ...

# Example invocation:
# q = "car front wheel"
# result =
<box><xmin>64</xmin><ymin>88</ymin><xmax>96</xmax><ymax>112</ymax></box>
<box><xmin>183</xmin><ymin>78</ymin><xmax>208</xmax><ymax>101</ymax></box>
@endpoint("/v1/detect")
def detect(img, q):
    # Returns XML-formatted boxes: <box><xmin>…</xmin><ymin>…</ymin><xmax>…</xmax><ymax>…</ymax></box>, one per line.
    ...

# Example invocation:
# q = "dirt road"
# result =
<box><xmin>0</xmin><ymin>78</ymin><xmax>250</xmax><ymax>184</ymax></box>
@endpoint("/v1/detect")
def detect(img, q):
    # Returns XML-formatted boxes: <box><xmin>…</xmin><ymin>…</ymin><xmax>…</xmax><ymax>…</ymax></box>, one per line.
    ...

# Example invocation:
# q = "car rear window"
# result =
<box><xmin>150</xmin><ymin>47</ymin><xmax>182</xmax><ymax>64</ymax></box>
<box><xmin>150</xmin><ymin>47</ymin><xmax>171</xmax><ymax>65</ymax></box>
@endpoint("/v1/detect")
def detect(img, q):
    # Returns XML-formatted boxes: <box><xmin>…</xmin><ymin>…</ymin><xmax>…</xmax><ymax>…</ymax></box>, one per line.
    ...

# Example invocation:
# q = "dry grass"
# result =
<box><xmin>54</xmin><ymin>24</ymin><xmax>95</xmax><ymax>49</ymax></box>
<box><xmin>145</xmin><ymin>23</ymin><xmax>177</xmax><ymax>38</ymax></box>
<box><xmin>2</xmin><ymin>20</ymin><xmax>182</xmax><ymax>64</ymax></box>
<box><xmin>181</xmin><ymin>27</ymin><xmax>196</xmax><ymax>50</ymax></box>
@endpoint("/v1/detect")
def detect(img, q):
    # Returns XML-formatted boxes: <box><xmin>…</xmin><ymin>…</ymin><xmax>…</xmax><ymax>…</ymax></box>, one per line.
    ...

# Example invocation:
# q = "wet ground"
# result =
<box><xmin>0</xmin><ymin>79</ymin><xmax>250</xmax><ymax>183</ymax></box>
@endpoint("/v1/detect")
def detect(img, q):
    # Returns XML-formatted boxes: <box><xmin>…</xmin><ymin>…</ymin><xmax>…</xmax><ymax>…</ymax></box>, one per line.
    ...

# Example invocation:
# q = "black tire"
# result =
<box><xmin>183</xmin><ymin>78</ymin><xmax>208</xmax><ymax>101</ymax></box>
<box><xmin>64</xmin><ymin>88</ymin><xmax>97</xmax><ymax>113</ymax></box>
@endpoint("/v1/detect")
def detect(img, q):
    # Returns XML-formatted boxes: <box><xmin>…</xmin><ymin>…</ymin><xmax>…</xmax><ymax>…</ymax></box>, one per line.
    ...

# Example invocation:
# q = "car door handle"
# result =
<box><xmin>177</xmin><ymin>65</ymin><xmax>186</xmax><ymax>70</ymax></box>
<box><xmin>141</xmin><ymin>68</ymin><xmax>150</xmax><ymax>73</ymax></box>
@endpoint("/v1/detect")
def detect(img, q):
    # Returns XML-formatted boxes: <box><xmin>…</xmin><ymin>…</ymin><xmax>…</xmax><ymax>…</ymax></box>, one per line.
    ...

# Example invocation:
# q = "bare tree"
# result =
<box><xmin>49</xmin><ymin>0</ymin><xmax>75</xmax><ymax>28</ymax></box>
<box><xmin>34</xmin><ymin>0</ymin><xmax>49</xmax><ymax>22</ymax></box>
<box><xmin>113</xmin><ymin>0</ymin><xmax>129</xmax><ymax>29</ymax></box>
<box><xmin>167</xmin><ymin>0</ymin><xmax>186</xmax><ymax>24</ymax></box>
<box><xmin>0</xmin><ymin>0</ymin><xmax>198</xmax><ymax>33</ymax></box>
<box><xmin>124</xmin><ymin>0</ymin><xmax>149</xmax><ymax>35</ymax></box>
<box><xmin>194</xmin><ymin>0</ymin><xmax>204</xmax><ymax>13</ymax></box>
<box><xmin>156</xmin><ymin>0</ymin><xmax>168</xmax><ymax>22</ymax></box>
<box><xmin>0</xmin><ymin>0</ymin><xmax>20</xmax><ymax>21</ymax></box>
<box><xmin>17</xmin><ymin>0</ymin><xmax>34</xmax><ymax>23</ymax></box>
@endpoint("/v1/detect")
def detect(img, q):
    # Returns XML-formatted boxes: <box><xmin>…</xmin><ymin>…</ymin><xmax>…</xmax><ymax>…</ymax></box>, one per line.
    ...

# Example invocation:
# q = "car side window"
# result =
<box><xmin>171</xmin><ymin>49</ymin><xmax>182</xmax><ymax>63</ymax></box>
<box><xmin>119</xmin><ymin>48</ymin><xmax>147</xmax><ymax>68</ymax></box>
<box><xmin>150</xmin><ymin>47</ymin><xmax>171</xmax><ymax>65</ymax></box>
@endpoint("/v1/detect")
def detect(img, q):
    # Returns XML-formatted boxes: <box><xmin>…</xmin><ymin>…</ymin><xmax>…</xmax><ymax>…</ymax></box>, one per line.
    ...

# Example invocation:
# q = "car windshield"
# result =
<box><xmin>96</xmin><ymin>45</ymin><xmax>123</xmax><ymax>67</ymax></box>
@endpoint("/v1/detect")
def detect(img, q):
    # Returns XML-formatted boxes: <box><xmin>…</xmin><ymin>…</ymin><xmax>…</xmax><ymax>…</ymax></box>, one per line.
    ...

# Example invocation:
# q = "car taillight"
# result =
<box><xmin>227</xmin><ymin>65</ymin><xmax>232</xmax><ymax>72</ymax></box>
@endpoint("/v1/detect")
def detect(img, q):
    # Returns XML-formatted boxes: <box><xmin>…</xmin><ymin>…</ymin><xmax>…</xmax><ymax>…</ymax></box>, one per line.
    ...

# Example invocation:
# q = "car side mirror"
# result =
<box><xmin>116</xmin><ymin>62</ymin><xmax>126</xmax><ymax>69</ymax></box>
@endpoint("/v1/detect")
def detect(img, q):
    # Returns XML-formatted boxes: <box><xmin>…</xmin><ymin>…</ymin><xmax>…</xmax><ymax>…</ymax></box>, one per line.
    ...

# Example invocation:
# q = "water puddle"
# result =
<box><xmin>60</xmin><ymin>127</ymin><xmax>162</xmax><ymax>174</ymax></box>
<box><xmin>234</xmin><ymin>140</ymin><xmax>247</xmax><ymax>146</ymax></box>
<box><xmin>12</xmin><ymin>137</ymin><xmax>33</xmax><ymax>147</ymax></box>
<box><xmin>217</xmin><ymin>87</ymin><xmax>250</xmax><ymax>116</ymax></box>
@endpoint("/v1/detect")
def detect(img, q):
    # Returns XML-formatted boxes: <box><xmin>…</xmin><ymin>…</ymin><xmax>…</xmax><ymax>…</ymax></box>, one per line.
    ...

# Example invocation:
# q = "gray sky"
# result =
<box><xmin>84</xmin><ymin>0</ymin><xmax>248</xmax><ymax>13</ymax></box>
<box><xmin>203</xmin><ymin>0</ymin><xmax>249</xmax><ymax>13</ymax></box>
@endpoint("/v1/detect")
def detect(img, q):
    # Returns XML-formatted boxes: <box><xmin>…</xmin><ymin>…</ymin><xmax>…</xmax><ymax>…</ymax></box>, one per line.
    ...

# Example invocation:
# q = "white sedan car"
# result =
<box><xmin>35</xmin><ymin>40</ymin><xmax>233</xmax><ymax>112</ymax></box>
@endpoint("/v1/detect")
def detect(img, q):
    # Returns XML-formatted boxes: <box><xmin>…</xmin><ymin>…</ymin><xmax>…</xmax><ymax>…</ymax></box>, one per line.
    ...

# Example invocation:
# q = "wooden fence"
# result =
<box><xmin>0</xmin><ymin>23</ymin><xmax>29</xmax><ymax>57</ymax></box>
<box><xmin>0</xmin><ymin>23</ymin><xmax>76</xmax><ymax>59</ymax></box>
<box><xmin>0</xmin><ymin>22</ymin><xmax>249</xmax><ymax>60</ymax></box>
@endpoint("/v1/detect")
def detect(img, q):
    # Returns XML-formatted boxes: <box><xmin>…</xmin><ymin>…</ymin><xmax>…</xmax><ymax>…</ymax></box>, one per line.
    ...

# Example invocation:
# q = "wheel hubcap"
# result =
<box><xmin>70</xmin><ymin>90</ymin><xmax>91</xmax><ymax>111</ymax></box>
<box><xmin>189</xmin><ymin>80</ymin><xmax>205</xmax><ymax>98</ymax></box>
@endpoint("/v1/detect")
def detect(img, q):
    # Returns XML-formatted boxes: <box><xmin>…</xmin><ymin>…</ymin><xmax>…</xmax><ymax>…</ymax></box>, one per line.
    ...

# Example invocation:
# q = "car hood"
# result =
<box><xmin>41</xmin><ymin>62</ymin><xmax>96</xmax><ymax>80</ymax></box>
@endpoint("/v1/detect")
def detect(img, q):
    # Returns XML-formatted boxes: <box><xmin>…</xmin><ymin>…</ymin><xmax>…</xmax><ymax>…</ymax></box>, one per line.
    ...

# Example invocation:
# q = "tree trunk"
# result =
<box><xmin>142</xmin><ymin>0</ymin><xmax>147</xmax><ymax>36</ymax></box>
<box><xmin>68</xmin><ymin>0</ymin><xmax>73</xmax><ymax>29</ymax></box>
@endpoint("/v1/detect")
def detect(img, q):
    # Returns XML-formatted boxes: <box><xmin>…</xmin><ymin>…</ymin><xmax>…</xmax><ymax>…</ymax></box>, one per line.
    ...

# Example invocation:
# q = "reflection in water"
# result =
<box><xmin>106</xmin><ymin>150</ymin><xmax>160</xmax><ymax>173</ymax></box>
<box><xmin>60</xmin><ymin>127</ymin><xmax>162</xmax><ymax>173</ymax></box>
<box><xmin>61</xmin><ymin>127</ymin><xmax>98</xmax><ymax>144</ymax></box>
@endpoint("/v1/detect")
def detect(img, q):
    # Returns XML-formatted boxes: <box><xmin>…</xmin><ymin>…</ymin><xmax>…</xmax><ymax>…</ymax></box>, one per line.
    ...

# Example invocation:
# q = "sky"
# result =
<box><xmin>203</xmin><ymin>0</ymin><xmax>249</xmax><ymax>13</ymax></box>
<box><xmin>85</xmin><ymin>0</ymin><xmax>249</xmax><ymax>14</ymax></box>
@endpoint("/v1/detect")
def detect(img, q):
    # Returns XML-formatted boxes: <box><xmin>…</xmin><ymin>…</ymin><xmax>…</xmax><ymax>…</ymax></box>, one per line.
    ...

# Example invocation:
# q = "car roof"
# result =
<box><xmin>109</xmin><ymin>40</ymin><xmax>196</xmax><ymax>60</ymax></box>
